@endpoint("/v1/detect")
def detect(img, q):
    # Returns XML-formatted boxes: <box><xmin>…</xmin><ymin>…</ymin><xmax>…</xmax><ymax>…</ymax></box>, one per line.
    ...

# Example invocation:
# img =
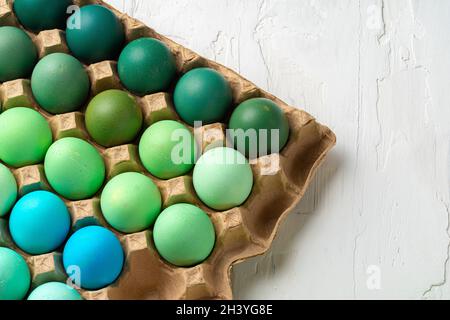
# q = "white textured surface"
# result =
<box><xmin>105</xmin><ymin>0</ymin><xmax>450</xmax><ymax>300</ymax></box>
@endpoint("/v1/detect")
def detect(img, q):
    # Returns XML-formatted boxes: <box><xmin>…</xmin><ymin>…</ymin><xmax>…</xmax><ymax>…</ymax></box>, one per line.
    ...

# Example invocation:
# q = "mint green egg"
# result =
<box><xmin>44</xmin><ymin>137</ymin><xmax>105</xmax><ymax>200</ymax></box>
<box><xmin>0</xmin><ymin>247</ymin><xmax>30</xmax><ymax>300</ymax></box>
<box><xmin>139</xmin><ymin>120</ymin><xmax>197</xmax><ymax>180</ymax></box>
<box><xmin>28</xmin><ymin>282</ymin><xmax>83</xmax><ymax>300</ymax></box>
<box><xmin>0</xmin><ymin>163</ymin><xmax>17</xmax><ymax>217</ymax></box>
<box><xmin>0</xmin><ymin>107</ymin><xmax>53</xmax><ymax>168</ymax></box>
<box><xmin>193</xmin><ymin>147</ymin><xmax>253</xmax><ymax>211</ymax></box>
<box><xmin>101</xmin><ymin>172</ymin><xmax>162</xmax><ymax>233</ymax></box>
<box><xmin>153</xmin><ymin>203</ymin><xmax>215</xmax><ymax>267</ymax></box>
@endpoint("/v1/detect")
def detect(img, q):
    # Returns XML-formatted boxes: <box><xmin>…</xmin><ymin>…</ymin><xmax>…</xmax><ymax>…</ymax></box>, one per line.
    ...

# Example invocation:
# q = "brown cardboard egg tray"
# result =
<box><xmin>0</xmin><ymin>0</ymin><xmax>336</xmax><ymax>300</ymax></box>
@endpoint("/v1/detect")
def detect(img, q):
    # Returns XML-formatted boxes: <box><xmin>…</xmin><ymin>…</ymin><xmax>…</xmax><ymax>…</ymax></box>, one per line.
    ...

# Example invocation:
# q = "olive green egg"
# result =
<box><xmin>0</xmin><ymin>107</ymin><xmax>53</xmax><ymax>168</ymax></box>
<box><xmin>118</xmin><ymin>37</ymin><xmax>177</xmax><ymax>96</ymax></box>
<box><xmin>85</xmin><ymin>90</ymin><xmax>143</xmax><ymax>147</ymax></box>
<box><xmin>0</xmin><ymin>26</ymin><xmax>37</xmax><ymax>82</ymax></box>
<box><xmin>13</xmin><ymin>0</ymin><xmax>73</xmax><ymax>32</ymax></box>
<box><xmin>0</xmin><ymin>163</ymin><xmax>17</xmax><ymax>217</ymax></box>
<box><xmin>31</xmin><ymin>53</ymin><xmax>90</xmax><ymax>114</ymax></box>
<box><xmin>66</xmin><ymin>4</ymin><xmax>125</xmax><ymax>64</ymax></box>
<box><xmin>101</xmin><ymin>172</ymin><xmax>162</xmax><ymax>233</ymax></box>
<box><xmin>153</xmin><ymin>203</ymin><xmax>215</xmax><ymax>267</ymax></box>
<box><xmin>44</xmin><ymin>137</ymin><xmax>105</xmax><ymax>200</ymax></box>
<box><xmin>173</xmin><ymin>68</ymin><xmax>233</xmax><ymax>126</ymax></box>
<box><xmin>228</xmin><ymin>98</ymin><xmax>290</xmax><ymax>158</ymax></box>
<box><xmin>139</xmin><ymin>120</ymin><xmax>197</xmax><ymax>180</ymax></box>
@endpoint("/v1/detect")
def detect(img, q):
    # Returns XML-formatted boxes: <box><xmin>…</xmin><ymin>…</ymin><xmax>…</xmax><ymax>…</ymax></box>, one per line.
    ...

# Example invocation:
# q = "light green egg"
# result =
<box><xmin>0</xmin><ymin>163</ymin><xmax>17</xmax><ymax>217</ymax></box>
<box><xmin>193</xmin><ymin>147</ymin><xmax>253</xmax><ymax>211</ymax></box>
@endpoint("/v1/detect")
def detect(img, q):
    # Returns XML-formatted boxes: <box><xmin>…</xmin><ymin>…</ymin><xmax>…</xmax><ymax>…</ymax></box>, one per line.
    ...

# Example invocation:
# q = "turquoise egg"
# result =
<box><xmin>9</xmin><ymin>191</ymin><xmax>71</xmax><ymax>255</ymax></box>
<box><xmin>0</xmin><ymin>247</ymin><xmax>30</xmax><ymax>300</ymax></box>
<box><xmin>28</xmin><ymin>282</ymin><xmax>83</xmax><ymax>300</ymax></box>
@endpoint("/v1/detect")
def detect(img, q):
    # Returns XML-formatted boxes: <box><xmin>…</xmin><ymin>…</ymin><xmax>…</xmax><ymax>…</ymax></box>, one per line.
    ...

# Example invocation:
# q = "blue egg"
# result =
<box><xmin>63</xmin><ymin>226</ymin><xmax>124</xmax><ymax>290</ymax></box>
<box><xmin>9</xmin><ymin>191</ymin><xmax>71</xmax><ymax>255</ymax></box>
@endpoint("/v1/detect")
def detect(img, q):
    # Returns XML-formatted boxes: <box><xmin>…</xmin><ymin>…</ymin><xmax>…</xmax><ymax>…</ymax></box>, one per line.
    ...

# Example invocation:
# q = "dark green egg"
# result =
<box><xmin>0</xmin><ymin>26</ymin><xmax>37</xmax><ymax>82</ymax></box>
<box><xmin>173</xmin><ymin>68</ymin><xmax>232</xmax><ymax>126</ymax></box>
<box><xmin>228</xmin><ymin>98</ymin><xmax>290</xmax><ymax>158</ymax></box>
<box><xmin>31</xmin><ymin>53</ymin><xmax>90</xmax><ymax>114</ymax></box>
<box><xmin>66</xmin><ymin>4</ymin><xmax>124</xmax><ymax>64</ymax></box>
<box><xmin>85</xmin><ymin>90</ymin><xmax>143</xmax><ymax>147</ymax></box>
<box><xmin>13</xmin><ymin>0</ymin><xmax>73</xmax><ymax>32</ymax></box>
<box><xmin>118</xmin><ymin>38</ymin><xmax>177</xmax><ymax>96</ymax></box>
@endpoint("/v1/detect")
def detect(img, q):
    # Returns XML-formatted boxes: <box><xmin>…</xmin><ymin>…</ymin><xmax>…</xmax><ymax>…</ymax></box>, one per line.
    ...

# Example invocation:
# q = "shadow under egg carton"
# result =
<box><xmin>0</xmin><ymin>0</ymin><xmax>336</xmax><ymax>299</ymax></box>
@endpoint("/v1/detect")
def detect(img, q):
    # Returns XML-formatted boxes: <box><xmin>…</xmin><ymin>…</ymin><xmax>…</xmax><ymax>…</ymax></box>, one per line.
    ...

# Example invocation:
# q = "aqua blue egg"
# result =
<box><xmin>63</xmin><ymin>226</ymin><xmax>124</xmax><ymax>290</ymax></box>
<box><xmin>9</xmin><ymin>191</ymin><xmax>71</xmax><ymax>255</ymax></box>
<box><xmin>27</xmin><ymin>282</ymin><xmax>83</xmax><ymax>300</ymax></box>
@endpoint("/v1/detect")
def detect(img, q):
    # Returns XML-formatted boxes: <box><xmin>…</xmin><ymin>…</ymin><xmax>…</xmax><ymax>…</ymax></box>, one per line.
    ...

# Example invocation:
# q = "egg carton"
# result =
<box><xmin>0</xmin><ymin>0</ymin><xmax>336</xmax><ymax>300</ymax></box>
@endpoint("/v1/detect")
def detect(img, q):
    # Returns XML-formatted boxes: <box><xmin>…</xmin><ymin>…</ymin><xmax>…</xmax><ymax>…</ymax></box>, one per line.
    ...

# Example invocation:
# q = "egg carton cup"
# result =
<box><xmin>0</xmin><ymin>0</ymin><xmax>336</xmax><ymax>300</ymax></box>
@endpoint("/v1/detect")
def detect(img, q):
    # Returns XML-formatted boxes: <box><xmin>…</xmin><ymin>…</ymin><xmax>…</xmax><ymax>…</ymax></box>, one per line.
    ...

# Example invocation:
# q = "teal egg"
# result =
<box><xmin>0</xmin><ymin>247</ymin><xmax>31</xmax><ymax>300</ymax></box>
<box><xmin>193</xmin><ymin>147</ymin><xmax>253</xmax><ymax>211</ymax></box>
<box><xmin>31</xmin><ymin>53</ymin><xmax>90</xmax><ymax>114</ymax></box>
<box><xmin>28</xmin><ymin>282</ymin><xmax>83</xmax><ymax>300</ymax></box>
<box><xmin>118</xmin><ymin>38</ymin><xmax>177</xmax><ymax>96</ymax></box>
<box><xmin>0</xmin><ymin>26</ymin><xmax>37</xmax><ymax>82</ymax></box>
<box><xmin>13</xmin><ymin>0</ymin><xmax>73</xmax><ymax>32</ymax></box>
<box><xmin>0</xmin><ymin>163</ymin><xmax>17</xmax><ymax>217</ymax></box>
<box><xmin>173</xmin><ymin>68</ymin><xmax>233</xmax><ymax>126</ymax></box>
<box><xmin>66</xmin><ymin>5</ymin><xmax>124</xmax><ymax>64</ymax></box>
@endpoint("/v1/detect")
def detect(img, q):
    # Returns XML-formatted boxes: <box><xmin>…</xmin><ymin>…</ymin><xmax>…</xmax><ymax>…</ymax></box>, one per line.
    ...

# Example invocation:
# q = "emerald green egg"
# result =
<box><xmin>118</xmin><ymin>38</ymin><xmax>177</xmax><ymax>96</ymax></box>
<box><xmin>0</xmin><ymin>26</ymin><xmax>37</xmax><ymax>82</ymax></box>
<box><xmin>229</xmin><ymin>98</ymin><xmax>290</xmax><ymax>158</ymax></box>
<box><xmin>173</xmin><ymin>68</ymin><xmax>232</xmax><ymax>126</ymax></box>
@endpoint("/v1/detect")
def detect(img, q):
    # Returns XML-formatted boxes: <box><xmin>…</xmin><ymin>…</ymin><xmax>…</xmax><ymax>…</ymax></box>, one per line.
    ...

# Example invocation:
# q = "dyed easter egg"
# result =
<box><xmin>31</xmin><ymin>53</ymin><xmax>90</xmax><ymax>114</ymax></box>
<box><xmin>229</xmin><ymin>98</ymin><xmax>290</xmax><ymax>158</ymax></box>
<box><xmin>66</xmin><ymin>4</ymin><xmax>125</xmax><ymax>64</ymax></box>
<box><xmin>85</xmin><ymin>90</ymin><xmax>142</xmax><ymax>147</ymax></box>
<box><xmin>28</xmin><ymin>282</ymin><xmax>83</xmax><ymax>300</ymax></box>
<box><xmin>118</xmin><ymin>38</ymin><xmax>177</xmax><ymax>95</ymax></box>
<box><xmin>63</xmin><ymin>226</ymin><xmax>124</xmax><ymax>290</ymax></box>
<box><xmin>0</xmin><ymin>107</ymin><xmax>52</xmax><ymax>168</ymax></box>
<box><xmin>173</xmin><ymin>68</ymin><xmax>232</xmax><ymax>125</ymax></box>
<box><xmin>193</xmin><ymin>147</ymin><xmax>253</xmax><ymax>211</ymax></box>
<box><xmin>101</xmin><ymin>172</ymin><xmax>162</xmax><ymax>233</ymax></box>
<box><xmin>0</xmin><ymin>163</ymin><xmax>17</xmax><ymax>217</ymax></box>
<box><xmin>139</xmin><ymin>120</ymin><xmax>197</xmax><ymax>179</ymax></box>
<box><xmin>0</xmin><ymin>247</ymin><xmax>30</xmax><ymax>300</ymax></box>
<box><xmin>44</xmin><ymin>137</ymin><xmax>105</xmax><ymax>200</ymax></box>
<box><xmin>14</xmin><ymin>0</ymin><xmax>73</xmax><ymax>32</ymax></box>
<box><xmin>0</xmin><ymin>26</ymin><xmax>37</xmax><ymax>82</ymax></box>
<box><xmin>9</xmin><ymin>191</ymin><xmax>71</xmax><ymax>255</ymax></box>
<box><xmin>153</xmin><ymin>203</ymin><xmax>215</xmax><ymax>267</ymax></box>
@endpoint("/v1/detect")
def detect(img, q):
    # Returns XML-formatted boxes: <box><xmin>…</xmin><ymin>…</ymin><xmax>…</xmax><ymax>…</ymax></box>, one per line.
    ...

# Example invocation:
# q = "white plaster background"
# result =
<box><xmin>105</xmin><ymin>0</ymin><xmax>450</xmax><ymax>300</ymax></box>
